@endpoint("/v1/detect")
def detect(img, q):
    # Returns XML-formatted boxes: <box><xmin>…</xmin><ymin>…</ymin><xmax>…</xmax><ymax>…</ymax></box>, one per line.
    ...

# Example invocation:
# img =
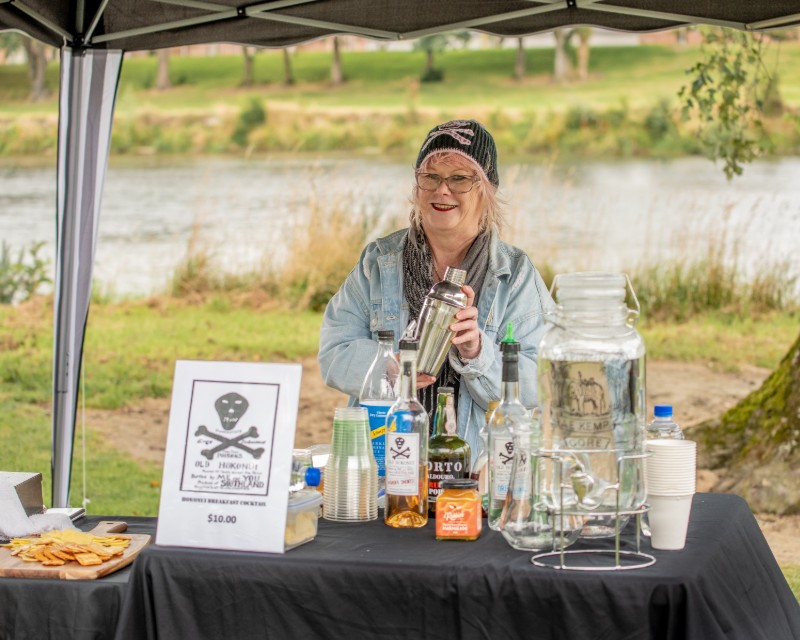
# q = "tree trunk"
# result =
<box><xmin>242</xmin><ymin>46</ymin><xmax>255</xmax><ymax>87</ymax></box>
<box><xmin>553</xmin><ymin>29</ymin><xmax>572</xmax><ymax>82</ymax></box>
<box><xmin>576</xmin><ymin>28</ymin><xmax>591</xmax><ymax>81</ymax></box>
<box><xmin>282</xmin><ymin>48</ymin><xmax>295</xmax><ymax>86</ymax></box>
<box><xmin>331</xmin><ymin>36</ymin><xmax>343</xmax><ymax>85</ymax></box>
<box><xmin>514</xmin><ymin>38</ymin><xmax>525</xmax><ymax>80</ymax></box>
<box><xmin>22</xmin><ymin>39</ymin><xmax>49</xmax><ymax>102</ymax></box>
<box><xmin>424</xmin><ymin>49</ymin><xmax>435</xmax><ymax>75</ymax></box>
<box><xmin>696</xmin><ymin>332</ymin><xmax>800</xmax><ymax>514</ymax></box>
<box><xmin>156</xmin><ymin>49</ymin><xmax>171</xmax><ymax>90</ymax></box>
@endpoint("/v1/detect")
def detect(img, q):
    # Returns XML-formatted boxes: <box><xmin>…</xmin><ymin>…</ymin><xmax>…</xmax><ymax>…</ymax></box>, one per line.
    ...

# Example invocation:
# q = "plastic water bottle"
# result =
<box><xmin>359</xmin><ymin>330</ymin><xmax>399</xmax><ymax>507</ymax></box>
<box><xmin>646</xmin><ymin>405</ymin><xmax>684</xmax><ymax>440</ymax></box>
<box><xmin>290</xmin><ymin>464</ymin><xmax>323</xmax><ymax>493</ymax></box>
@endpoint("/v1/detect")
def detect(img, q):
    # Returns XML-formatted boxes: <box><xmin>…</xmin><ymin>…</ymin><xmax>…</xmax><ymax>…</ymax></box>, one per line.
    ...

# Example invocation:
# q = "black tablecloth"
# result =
<box><xmin>0</xmin><ymin>516</ymin><xmax>153</xmax><ymax>640</ymax></box>
<box><xmin>112</xmin><ymin>494</ymin><xmax>800</xmax><ymax>640</ymax></box>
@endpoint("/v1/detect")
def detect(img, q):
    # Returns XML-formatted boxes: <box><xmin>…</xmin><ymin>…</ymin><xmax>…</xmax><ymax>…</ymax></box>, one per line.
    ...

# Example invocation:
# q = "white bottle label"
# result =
<box><xmin>491</xmin><ymin>438</ymin><xmax>515</xmax><ymax>500</ymax></box>
<box><xmin>386</xmin><ymin>432</ymin><xmax>420</xmax><ymax>496</ymax></box>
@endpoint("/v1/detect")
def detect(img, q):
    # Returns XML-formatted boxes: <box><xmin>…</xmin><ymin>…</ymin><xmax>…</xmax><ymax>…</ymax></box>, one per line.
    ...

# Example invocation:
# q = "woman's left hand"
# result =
<box><xmin>450</xmin><ymin>285</ymin><xmax>481</xmax><ymax>361</ymax></box>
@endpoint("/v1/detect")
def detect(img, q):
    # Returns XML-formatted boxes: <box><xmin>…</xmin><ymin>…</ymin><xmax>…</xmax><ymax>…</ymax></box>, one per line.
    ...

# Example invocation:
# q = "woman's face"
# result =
<box><xmin>415</xmin><ymin>156</ymin><xmax>484</xmax><ymax>239</ymax></box>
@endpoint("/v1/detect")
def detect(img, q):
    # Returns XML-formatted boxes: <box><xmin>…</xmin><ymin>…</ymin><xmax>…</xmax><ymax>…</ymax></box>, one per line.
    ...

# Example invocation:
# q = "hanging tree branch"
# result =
<box><xmin>679</xmin><ymin>27</ymin><xmax>778</xmax><ymax>180</ymax></box>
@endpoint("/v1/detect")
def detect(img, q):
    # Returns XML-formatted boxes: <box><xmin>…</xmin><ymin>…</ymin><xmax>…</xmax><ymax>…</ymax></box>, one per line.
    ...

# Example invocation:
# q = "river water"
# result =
<box><xmin>1</xmin><ymin>155</ymin><xmax>799</xmax><ymax>297</ymax></box>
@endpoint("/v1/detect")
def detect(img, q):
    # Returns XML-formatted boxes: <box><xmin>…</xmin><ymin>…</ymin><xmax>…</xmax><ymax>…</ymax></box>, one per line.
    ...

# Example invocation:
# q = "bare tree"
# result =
<box><xmin>156</xmin><ymin>49</ymin><xmax>171</xmax><ymax>90</ymax></box>
<box><xmin>242</xmin><ymin>46</ymin><xmax>256</xmax><ymax>87</ymax></box>
<box><xmin>331</xmin><ymin>36</ymin><xmax>343</xmax><ymax>85</ymax></box>
<box><xmin>553</xmin><ymin>29</ymin><xmax>572</xmax><ymax>82</ymax></box>
<box><xmin>574</xmin><ymin>27</ymin><xmax>592</xmax><ymax>81</ymax></box>
<box><xmin>514</xmin><ymin>37</ymin><xmax>525</xmax><ymax>80</ymax></box>
<box><xmin>282</xmin><ymin>48</ymin><xmax>295</xmax><ymax>86</ymax></box>
<box><xmin>20</xmin><ymin>38</ymin><xmax>50</xmax><ymax>101</ymax></box>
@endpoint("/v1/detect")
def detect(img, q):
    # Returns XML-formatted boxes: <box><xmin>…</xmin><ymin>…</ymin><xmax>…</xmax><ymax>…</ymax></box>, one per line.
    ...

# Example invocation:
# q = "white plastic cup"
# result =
<box><xmin>647</xmin><ymin>493</ymin><xmax>694</xmax><ymax>550</ymax></box>
<box><xmin>645</xmin><ymin>440</ymin><xmax>696</xmax><ymax>495</ymax></box>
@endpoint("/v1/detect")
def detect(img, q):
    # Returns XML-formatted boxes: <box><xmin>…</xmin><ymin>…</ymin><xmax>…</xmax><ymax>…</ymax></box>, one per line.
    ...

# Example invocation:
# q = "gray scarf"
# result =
<box><xmin>402</xmin><ymin>227</ymin><xmax>491</xmax><ymax>425</ymax></box>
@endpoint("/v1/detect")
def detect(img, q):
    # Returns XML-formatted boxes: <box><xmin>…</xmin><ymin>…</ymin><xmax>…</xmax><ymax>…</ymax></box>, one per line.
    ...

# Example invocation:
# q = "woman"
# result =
<box><xmin>318</xmin><ymin>119</ymin><xmax>553</xmax><ymax>455</ymax></box>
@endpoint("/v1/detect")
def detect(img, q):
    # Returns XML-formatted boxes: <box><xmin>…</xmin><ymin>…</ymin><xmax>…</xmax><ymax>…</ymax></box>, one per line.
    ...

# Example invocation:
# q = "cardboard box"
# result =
<box><xmin>0</xmin><ymin>472</ymin><xmax>44</xmax><ymax>517</ymax></box>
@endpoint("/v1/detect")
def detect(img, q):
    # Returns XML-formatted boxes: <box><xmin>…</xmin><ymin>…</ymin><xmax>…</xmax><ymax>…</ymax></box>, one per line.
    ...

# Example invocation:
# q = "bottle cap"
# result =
<box><xmin>377</xmin><ymin>330</ymin><xmax>394</xmax><ymax>342</ymax></box>
<box><xmin>500</xmin><ymin>322</ymin><xmax>520</xmax><ymax>354</ymax></box>
<box><xmin>304</xmin><ymin>467</ymin><xmax>321</xmax><ymax>487</ymax></box>
<box><xmin>437</xmin><ymin>386</ymin><xmax>454</xmax><ymax>396</ymax></box>
<box><xmin>441</xmin><ymin>478</ymin><xmax>478</xmax><ymax>490</ymax></box>
<box><xmin>399</xmin><ymin>338</ymin><xmax>418</xmax><ymax>351</ymax></box>
<box><xmin>654</xmin><ymin>405</ymin><xmax>673</xmax><ymax>418</ymax></box>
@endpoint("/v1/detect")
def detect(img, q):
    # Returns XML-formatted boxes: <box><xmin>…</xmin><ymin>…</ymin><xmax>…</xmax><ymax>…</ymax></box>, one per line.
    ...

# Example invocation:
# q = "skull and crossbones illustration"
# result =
<box><xmin>499</xmin><ymin>441</ymin><xmax>515</xmax><ymax>466</ymax></box>
<box><xmin>195</xmin><ymin>392</ymin><xmax>264</xmax><ymax>460</ymax></box>
<box><xmin>390</xmin><ymin>437</ymin><xmax>411</xmax><ymax>460</ymax></box>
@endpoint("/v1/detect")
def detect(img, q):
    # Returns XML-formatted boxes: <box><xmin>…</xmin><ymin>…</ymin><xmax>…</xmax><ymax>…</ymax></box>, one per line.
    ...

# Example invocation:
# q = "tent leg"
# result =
<box><xmin>51</xmin><ymin>46</ymin><xmax>123</xmax><ymax>508</ymax></box>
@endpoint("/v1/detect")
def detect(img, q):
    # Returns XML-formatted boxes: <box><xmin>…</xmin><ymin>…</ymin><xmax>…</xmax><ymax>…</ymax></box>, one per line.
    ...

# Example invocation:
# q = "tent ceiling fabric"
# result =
<box><xmin>2</xmin><ymin>0</ymin><xmax>800</xmax><ymax>50</ymax></box>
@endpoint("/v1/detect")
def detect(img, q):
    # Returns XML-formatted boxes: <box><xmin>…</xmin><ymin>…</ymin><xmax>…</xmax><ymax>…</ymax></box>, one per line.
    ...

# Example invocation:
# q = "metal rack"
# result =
<box><xmin>531</xmin><ymin>449</ymin><xmax>655</xmax><ymax>571</ymax></box>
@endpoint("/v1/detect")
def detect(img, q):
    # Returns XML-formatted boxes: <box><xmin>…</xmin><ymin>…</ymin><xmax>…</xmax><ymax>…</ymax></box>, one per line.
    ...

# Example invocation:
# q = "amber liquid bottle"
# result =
<box><xmin>384</xmin><ymin>339</ymin><xmax>429</xmax><ymax>528</ymax></box>
<box><xmin>428</xmin><ymin>387</ymin><xmax>470</xmax><ymax>516</ymax></box>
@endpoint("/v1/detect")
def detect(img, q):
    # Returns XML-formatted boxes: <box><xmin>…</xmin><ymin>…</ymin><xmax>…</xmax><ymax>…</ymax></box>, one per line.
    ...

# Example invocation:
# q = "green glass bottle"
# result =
<box><xmin>428</xmin><ymin>387</ymin><xmax>471</xmax><ymax>516</ymax></box>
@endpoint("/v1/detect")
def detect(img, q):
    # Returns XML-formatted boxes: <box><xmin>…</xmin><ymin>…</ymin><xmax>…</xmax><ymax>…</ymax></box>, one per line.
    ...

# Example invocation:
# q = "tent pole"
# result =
<box><xmin>52</xmin><ymin>46</ymin><xmax>123</xmax><ymax>507</ymax></box>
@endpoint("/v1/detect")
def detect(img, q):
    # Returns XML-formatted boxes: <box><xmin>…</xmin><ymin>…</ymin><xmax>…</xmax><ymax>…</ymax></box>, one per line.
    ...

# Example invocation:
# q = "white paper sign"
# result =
<box><xmin>156</xmin><ymin>360</ymin><xmax>301</xmax><ymax>553</ymax></box>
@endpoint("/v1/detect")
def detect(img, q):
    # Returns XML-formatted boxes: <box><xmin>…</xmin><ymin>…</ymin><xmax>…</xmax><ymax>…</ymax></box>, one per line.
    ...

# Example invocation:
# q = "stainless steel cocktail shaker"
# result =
<box><xmin>414</xmin><ymin>267</ymin><xmax>468</xmax><ymax>377</ymax></box>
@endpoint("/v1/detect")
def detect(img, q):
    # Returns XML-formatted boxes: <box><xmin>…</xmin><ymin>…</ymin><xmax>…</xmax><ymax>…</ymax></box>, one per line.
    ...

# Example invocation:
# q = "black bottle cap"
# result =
<box><xmin>441</xmin><ymin>478</ymin><xmax>478</xmax><ymax>490</ymax></box>
<box><xmin>377</xmin><ymin>330</ymin><xmax>394</xmax><ymax>342</ymax></box>
<box><xmin>399</xmin><ymin>339</ymin><xmax>418</xmax><ymax>351</ymax></box>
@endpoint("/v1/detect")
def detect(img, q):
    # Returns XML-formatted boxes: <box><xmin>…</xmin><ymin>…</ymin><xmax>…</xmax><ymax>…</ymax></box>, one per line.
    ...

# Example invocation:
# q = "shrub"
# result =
<box><xmin>231</xmin><ymin>99</ymin><xmax>267</xmax><ymax>147</ymax></box>
<box><xmin>0</xmin><ymin>241</ymin><xmax>51</xmax><ymax>304</ymax></box>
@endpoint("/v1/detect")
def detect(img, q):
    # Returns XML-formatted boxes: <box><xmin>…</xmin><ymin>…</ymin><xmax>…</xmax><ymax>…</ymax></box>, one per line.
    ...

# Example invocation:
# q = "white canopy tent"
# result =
<box><xmin>1</xmin><ymin>0</ymin><xmax>798</xmax><ymax>507</ymax></box>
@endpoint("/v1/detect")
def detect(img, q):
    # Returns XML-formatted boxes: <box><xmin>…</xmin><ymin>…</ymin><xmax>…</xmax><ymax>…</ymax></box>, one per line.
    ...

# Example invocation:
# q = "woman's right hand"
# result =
<box><xmin>417</xmin><ymin>373</ymin><xmax>437</xmax><ymax>390</ymax></box>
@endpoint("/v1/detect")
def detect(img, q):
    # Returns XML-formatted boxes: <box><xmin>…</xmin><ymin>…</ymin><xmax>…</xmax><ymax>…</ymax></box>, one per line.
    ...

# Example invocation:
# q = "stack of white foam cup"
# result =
<box><xmin>644</xmin><ymin>439</ymin><xmax>696</xmax><ymax>550</ymax></box>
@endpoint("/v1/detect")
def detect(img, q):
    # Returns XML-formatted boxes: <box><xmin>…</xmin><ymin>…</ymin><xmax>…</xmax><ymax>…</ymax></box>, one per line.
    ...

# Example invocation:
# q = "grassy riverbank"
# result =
<box><xmin>2</xmin><ymin>44</ymin><xmax>800</xmax><ymax>158</ymax></box>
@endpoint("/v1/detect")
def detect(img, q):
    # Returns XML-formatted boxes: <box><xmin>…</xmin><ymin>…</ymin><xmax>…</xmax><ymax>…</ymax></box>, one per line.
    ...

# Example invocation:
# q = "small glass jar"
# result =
<box><xmin>435</xmin><ymin>478</ymin><xmax>482</xmax><ymax>541</ymax></box>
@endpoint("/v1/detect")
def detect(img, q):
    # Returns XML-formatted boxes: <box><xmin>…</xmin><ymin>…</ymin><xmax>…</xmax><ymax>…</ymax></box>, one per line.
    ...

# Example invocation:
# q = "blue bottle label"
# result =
<box><xmin>361</xmin><ymin>401</ymin><xmax>392</xmax><ymax>478</ymax></box>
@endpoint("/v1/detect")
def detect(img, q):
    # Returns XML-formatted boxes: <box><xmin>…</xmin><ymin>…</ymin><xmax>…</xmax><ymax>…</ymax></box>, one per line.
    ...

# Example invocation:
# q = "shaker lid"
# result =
<box><xmin>443</xmin><ymin>267</ymin><xmax>466</xmax><ymax>286</ymax></box>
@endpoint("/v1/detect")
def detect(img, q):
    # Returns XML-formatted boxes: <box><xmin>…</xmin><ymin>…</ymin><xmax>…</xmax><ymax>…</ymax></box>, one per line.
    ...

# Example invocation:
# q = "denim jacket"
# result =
<box><xmin>318</xmin><ymin>228</ymin><xmax>555</xmax><ymax>456</ymax></box>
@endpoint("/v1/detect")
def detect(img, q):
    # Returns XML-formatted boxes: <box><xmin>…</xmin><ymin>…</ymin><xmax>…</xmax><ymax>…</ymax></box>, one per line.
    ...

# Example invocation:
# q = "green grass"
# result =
<box><xmin>784</xmin><ymin>566</ymin><xmax>800</xmax><ymax>601</ymax></box>
<box><xmin>640</xmin><ymin>312</ymin><xmax>799</xmax><ymax>370</ymax></box>
<box><xmin>3</xmin><ymin>43</ymin><xmax>800</xmax><ymax>115</ymax></box>
<box><xmin>0</xmin><ymin>400</ymin><xmax>162</xmax><ymax>515</ymax></box>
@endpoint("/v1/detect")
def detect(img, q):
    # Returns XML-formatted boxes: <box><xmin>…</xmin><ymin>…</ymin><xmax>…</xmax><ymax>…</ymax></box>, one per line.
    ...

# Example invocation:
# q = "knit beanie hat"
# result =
<box><xmin>415</xmin><ymin>119</ymin><xmax>499</xmax><ymax>188</ymax></box>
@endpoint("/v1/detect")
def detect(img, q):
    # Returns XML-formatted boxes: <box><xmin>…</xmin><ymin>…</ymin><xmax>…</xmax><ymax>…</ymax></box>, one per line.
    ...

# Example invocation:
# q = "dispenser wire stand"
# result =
<box><xmin>532</xmin><ymin>450</ymin><xmax>655</xmax><ymax>571</ymax></box>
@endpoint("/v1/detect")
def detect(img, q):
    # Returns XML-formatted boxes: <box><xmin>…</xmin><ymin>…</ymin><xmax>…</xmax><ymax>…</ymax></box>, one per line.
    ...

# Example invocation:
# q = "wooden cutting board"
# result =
<box><xmin>0</xmin><ymin>521</ymin><xmax>151</xmax><ymax>580</ymax></box>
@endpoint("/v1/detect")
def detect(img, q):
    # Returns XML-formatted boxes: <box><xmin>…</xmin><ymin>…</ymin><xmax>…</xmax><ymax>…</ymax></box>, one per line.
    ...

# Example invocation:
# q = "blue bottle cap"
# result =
<box><xmin>654</xmin><ymin>405</ymin><xmax>673</xmax><ymax>418</ymax></box>
<box><xmin>305</xmin><ymin>467</ymin><xmax>322</xmax><ymax>487</ymax></box>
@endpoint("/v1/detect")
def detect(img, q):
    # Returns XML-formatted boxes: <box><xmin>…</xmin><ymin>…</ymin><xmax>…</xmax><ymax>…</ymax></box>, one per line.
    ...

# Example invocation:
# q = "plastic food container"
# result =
<box><xmin>285</xmin><ymin>489</ymin><xmax>323</xmax><ymax>551</ymax></box>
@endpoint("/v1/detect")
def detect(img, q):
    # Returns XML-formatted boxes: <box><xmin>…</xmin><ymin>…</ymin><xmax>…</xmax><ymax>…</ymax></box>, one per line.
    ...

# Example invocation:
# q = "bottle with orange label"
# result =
<box><xmin>435</xmin><ymin>478</ymin><xmax>482</xmax><ymax>541</ymax></box>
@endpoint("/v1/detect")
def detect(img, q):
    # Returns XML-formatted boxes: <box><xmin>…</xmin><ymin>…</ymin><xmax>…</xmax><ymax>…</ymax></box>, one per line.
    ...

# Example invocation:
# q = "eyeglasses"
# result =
<box><xmin>415</xmin><ymin>172</ymin><xmax>479</xmax><ymax>194</ymax></box>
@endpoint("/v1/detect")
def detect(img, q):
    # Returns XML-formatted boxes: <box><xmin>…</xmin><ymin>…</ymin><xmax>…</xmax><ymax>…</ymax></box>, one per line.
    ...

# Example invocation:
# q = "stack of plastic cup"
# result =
<box><xmin>645</xmin><ymin>439</ymin><xmax>696</xmax><ymax>550</ymax></box>
<box><xmin>323</xmin><ymin>407</ymin><xmax>378</xmax><ymax>522</ymax></box>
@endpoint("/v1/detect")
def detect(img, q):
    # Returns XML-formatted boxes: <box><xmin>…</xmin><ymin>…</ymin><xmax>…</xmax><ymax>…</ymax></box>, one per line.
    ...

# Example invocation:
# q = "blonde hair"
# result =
<box><xmin>409</xmin><ymin>151</ymin><xmax>504</xmax><ymax>234</ymax></box>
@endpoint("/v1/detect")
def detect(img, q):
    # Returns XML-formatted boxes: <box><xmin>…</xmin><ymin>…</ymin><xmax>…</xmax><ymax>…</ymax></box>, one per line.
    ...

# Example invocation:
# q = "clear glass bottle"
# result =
<box><xmin>646</xmin><ymin>405</ymin><xmax>684</xmax><ymax>440</ymax></box>
<box><xmin>500</xmin><ymin>409</ymin><xmax>562</xmax><ymax>550</ymax></box>
<box><xmin>428</xmin><ymin>387</ymin><xmax>471</xmax><ymax>516</ymax></box>
<box><xmin>488</xmin><ymin>323</ymin><xmax>530</xmax><ymax>531</ymax></box>
<box><xmin>538</xmin><ymin>272</ymin><xmax>646</xmax><ymax>540</ymax></box>
<box><xmin>359</xmin><ymin>329</ymin><xmax>399</xmax><ymax>506</ymax></box>
<box><xmin>384</xmin><ymin>338</ymin><xmax>429</xmax><ymax>528</ymax></box>
<box><xmin>470</xmin><ymin>400</ymin><xmax>499</xmax><ymax>519</ymax></box>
